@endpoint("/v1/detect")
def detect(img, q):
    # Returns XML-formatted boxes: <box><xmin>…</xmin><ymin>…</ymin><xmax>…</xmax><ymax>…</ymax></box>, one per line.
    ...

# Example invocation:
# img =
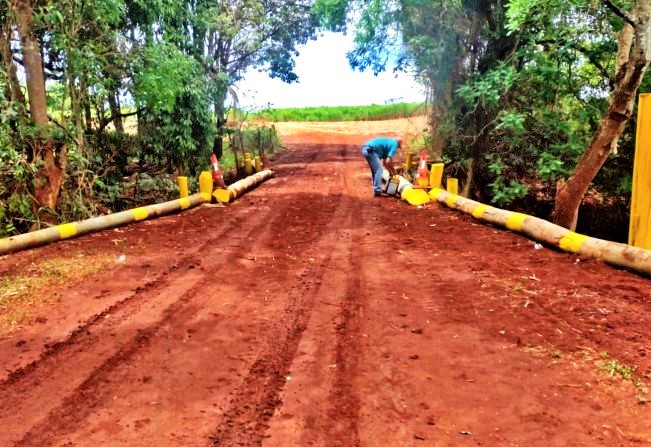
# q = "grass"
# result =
<box><xmin>0</xmin><ymin>252</ymin><xmax>112</xmax><ymax>333</ymax></box>
<box><xmin>250</xmin><ymin>102</ymin><xmax>427</xmax><ymax>122</ymax></box>
<box><xmin>600</xmin><ymin>358</ymin><xmax>635</xmax><ymax>379</ymax></box>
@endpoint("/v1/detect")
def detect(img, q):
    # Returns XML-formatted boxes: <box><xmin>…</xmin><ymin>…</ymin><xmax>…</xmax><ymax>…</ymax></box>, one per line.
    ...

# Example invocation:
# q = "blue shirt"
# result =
<box><xmin>364</xmin><ymin>137</ymin><xmax>399</xmax><ymax>158</ymax></box>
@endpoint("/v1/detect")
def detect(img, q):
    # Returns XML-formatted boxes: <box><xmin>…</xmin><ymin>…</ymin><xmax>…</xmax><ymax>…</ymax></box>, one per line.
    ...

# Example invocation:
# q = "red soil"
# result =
<box><xmin>0</xmin><ymin>126</ymin><xmax>650</xmax><ymax>446</ymax></box>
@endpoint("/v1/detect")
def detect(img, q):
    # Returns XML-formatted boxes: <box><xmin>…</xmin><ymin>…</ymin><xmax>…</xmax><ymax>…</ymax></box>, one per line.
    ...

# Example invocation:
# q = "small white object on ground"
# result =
<box><xmin>116</xmin><ymin>254</ymin><xmax>127</xmax><ymax>264</ymax></box>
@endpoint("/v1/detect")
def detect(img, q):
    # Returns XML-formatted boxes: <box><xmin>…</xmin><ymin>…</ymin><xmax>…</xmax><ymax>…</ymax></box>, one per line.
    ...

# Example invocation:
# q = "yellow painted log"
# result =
<box><xmin>177</xmin><ymin>176</ymin><xmax>189</xmax><ymax>198</ymax></box>
<box><xmin>213</xmin><ymin>169</ymin><xmax>275</xmax><ymax>204</ymax></box>
<box><xmin>244</xmin><ymin>152</ymin><xmax>253</xmax><ymax>175</ymax></box>
<box><xmin>255</xmin><ymin>156</ymin><xmax>262</xmax><ymax>172</ymax></box>
<box><xmin>629</xmin><ymin>93</ymin><xmax>651</xmax><ymax>249</ymax></box>
<box><xmin>0</xmin><ymin>193</ymin><xmax>209</xmax><ymax>256</ymax></box>
<box><xmin>199</xmin><ymin>171</ymin><xmax>213</xmax><ymax>196</ymax></box>
<box><xmin>446</xmin><ymin>177</ymin><xmax>459</xmax><ymax>195</ymax></box>
<box><xmin>429</xmin><ymin>163</ymin><xmax>444</xmax><ymax>189</ymax></box>
<box><xmin>429</xmin><ymin>188</ymin><xmax>651</xmax><ymax>276</ymax></box>
<box><xmin>382</xmin><ymin>170</ymin><xmax>430</xmax><ymax>206</ymax></box>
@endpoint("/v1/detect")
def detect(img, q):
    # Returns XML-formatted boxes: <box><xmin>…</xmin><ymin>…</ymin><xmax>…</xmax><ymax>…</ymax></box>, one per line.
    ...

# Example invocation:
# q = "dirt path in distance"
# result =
<box><xmin>0</xmin><ymin>120</ymin><xmax>649</xmax><ymax>446</ymax></box>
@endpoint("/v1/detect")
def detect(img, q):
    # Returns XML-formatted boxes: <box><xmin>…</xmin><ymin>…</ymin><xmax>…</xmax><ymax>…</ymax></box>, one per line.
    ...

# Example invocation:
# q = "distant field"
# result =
<box><xmin>251</xmin><ymin>102</ymin><xmax>426</xmax><ymax>122</ymax></box>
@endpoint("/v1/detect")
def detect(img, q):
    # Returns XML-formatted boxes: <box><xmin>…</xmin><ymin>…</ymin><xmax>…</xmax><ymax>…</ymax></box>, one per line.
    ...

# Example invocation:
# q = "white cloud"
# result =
<box><xmin>235</xmin><ymin>32</ymin><xmax>425</xmax><ymax>110</ymax></box>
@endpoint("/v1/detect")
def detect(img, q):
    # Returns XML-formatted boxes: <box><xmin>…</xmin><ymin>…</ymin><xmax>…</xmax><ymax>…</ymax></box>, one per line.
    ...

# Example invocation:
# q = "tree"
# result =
<box><xmin>13</xmin><ymin>0</ymin><xmax>67</xmax><ymax>222</ymax></box>
<box><xmin>551</xmin><ymin>0</ymin><xmax>651</xmax><ymax>230</ymax></box>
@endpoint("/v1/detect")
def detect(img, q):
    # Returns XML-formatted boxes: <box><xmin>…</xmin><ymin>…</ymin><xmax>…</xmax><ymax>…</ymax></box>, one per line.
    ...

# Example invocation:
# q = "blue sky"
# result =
<box><xmin>235</xmin><ymin>32</ymin><xmax>426</xmax><ymax>110</ymax></box>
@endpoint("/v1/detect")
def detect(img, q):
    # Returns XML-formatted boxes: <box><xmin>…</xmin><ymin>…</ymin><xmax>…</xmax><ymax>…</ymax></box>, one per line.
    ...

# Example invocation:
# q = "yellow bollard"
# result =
<box><xmin>254</xmin><ymin>156</ymin><xmax>262</xmax><ymax>172</ymax></box>
<box><xmin>177</xmin><ymin>176</ymin><xmax>188</xmax><ymax>198</ymax></box>
<box><xmin>199</xmin><ymin>171</ymin><xmax>213</xmax><ymax>197</ymax></box>
<box><xmin>429</xmin><ymin>163</ymin><xmax>444</xmax><ymax>189</ymax></box>
<box><xmin>446</xmin><ymin>177</ymin><xmax>459</xmax><ymax>195</ymax></box>
<box><xmin>404</xmin><ymin>152</ymin><xmax>414</xmax><ymax>172</ymax></box>
<box><xmin>629</xmin><ymin>93</ymin><xmax>651</xmax><ymax>249</ymax></box>
<box><xmin>244</xmin><ymin>152</ymin><xmax>253</xmax><ymax>175</ymax></box>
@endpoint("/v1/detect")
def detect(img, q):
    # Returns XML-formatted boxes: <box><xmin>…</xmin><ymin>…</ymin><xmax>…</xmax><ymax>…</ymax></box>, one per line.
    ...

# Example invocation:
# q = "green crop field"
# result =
<box><xmin>250</xmin><ymin>102</ymin><xmax>426</xmax><ymax>122</ymax></box>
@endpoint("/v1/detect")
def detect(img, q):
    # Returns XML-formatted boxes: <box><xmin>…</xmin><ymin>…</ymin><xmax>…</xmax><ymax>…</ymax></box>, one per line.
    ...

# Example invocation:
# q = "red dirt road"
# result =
<box><xmin>1</xmin><ymin>128</ymin><xmax>650</xmax><ymax>446</ymax></box>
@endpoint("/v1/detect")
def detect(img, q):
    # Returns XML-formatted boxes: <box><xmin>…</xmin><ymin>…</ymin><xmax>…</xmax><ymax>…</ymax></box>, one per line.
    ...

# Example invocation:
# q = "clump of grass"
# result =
<box><xmin>597</xmin><ymin>354</ymin><xmax>649</xmax><ymax>398</ymax></box>
<box><xmin>601</xmin><ymin>359</ymin><xmax>635</xmax><ymax>379</ymax></box>
<box><xmin>0</xmin><ymin>252</ymin><xmax>112</xmax><ymax>332</ymax></box>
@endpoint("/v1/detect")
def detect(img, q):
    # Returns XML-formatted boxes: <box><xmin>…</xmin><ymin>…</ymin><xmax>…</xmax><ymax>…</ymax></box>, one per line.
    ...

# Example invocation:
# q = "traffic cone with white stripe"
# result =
<box><xmin>416</xmin><ymin>150</ymin><xmax>429</xmax><ymax>186</ymax></box>
<box><xmin>210</xmin><ymin>154</ymin><xmax>226</xmax><ymax>188</ymax></box>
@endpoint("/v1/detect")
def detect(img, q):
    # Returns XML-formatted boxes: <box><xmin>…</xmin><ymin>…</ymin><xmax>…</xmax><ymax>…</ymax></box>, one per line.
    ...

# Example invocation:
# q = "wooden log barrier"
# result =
<box><xmin>0</xmin><ymin>192</ymin><xmax>211</xmax><ymax>256</ymax></box>
<box><xmin>178</xmin><ymin>176</ymin><xmax>189</xmax><ymax>198</ymax></box>
<box><xmin>213</xmin><ymin>169</ymin><xmax>275</xmax><ymax>204</ymax></box>
<box><xmin>428</xmin><ymin>188</ymin><xmax>651</xmax><ymax>276</ymax></box>
<box><xmin>382</xmin><ymin>170</ymin><xmax>430</xmax><ymax>206</ymax></box>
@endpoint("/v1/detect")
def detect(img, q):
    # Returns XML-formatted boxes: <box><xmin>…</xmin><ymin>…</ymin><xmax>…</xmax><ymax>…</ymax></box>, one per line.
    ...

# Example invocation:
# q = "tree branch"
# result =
<box><xmin>96</xmin><ymin>108</ymin><xmax>143</xmax><ymax>133</ymax></box>
<box><xmin>604</xmin><ymin>0</ymin><xmax>636</xmax><ymax>27</ymax></box>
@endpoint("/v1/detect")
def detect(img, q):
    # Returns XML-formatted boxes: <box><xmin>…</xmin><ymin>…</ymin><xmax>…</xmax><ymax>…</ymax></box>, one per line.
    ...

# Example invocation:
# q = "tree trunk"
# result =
<box><xmin>15</xmin><ymin>0</ymin><xmax>47</xmax><ymax>129</ymax></box>
<box><xmin>0</xmin><ymin>29</ymin><xmax>27</xmax><ymax>108</ymax></box>
<box><xmin>108</xmin><ymin>90</ymin><xmax>124</xmax><ymax>133</ymax></box>
<box><xmin>552</xmin><ymin>1</ymin><xmax>651</xmax><ymax>230</ymax></box>
<box><xmin>14</xmin><ymin>0</ymin><xmax>66</xmax><ymax>222</ymax></box>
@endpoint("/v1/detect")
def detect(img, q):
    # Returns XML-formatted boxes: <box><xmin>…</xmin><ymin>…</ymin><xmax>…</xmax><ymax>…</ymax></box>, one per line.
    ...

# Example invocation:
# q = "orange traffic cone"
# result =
<box><xmin>210</xmin><ymin>154</ymin><xmax>226</xmax><ymax>188</ymax></box>
<box><xmin>416</xmin><ymin>150</ymin><xmax>429</xmax><ymax>186</ymax></box>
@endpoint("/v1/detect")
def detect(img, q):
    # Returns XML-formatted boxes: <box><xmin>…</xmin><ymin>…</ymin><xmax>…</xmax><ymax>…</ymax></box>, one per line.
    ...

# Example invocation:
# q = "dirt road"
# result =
<box><xmin>0</xmin><ymin>127</ymin><xmax>650</xmax><ymax>446</ymax></box>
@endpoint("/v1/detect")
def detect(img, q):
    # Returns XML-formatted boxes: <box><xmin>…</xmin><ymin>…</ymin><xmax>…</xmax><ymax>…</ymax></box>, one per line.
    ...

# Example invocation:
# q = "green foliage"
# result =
<box><xmin>134</xmin><ymin>43</ymin><xmax>202</xmax><ymax>113</ymax></box>
<box><xmin>253</xmin><ymin>102</ymin><xmax>426</xmax><ymax>121</ymax></box>
<box><xmin>486</xmin><ymin>156</ymin><xmax>529</xmax><ymax>206</ymax></box>
<box><xmin>0</xmin><ymin>0</ymin><xmax>323</xmax><ymax>235</ymax></box>
<box><xmin>340</xmin><ymin>0</ymin><xmax>642</xmax><ymax>232</ymax></box>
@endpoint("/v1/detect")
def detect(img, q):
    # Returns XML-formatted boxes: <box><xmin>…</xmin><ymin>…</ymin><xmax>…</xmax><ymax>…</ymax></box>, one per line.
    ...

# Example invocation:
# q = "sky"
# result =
<box><xmin>235</xmin><ymin>32</ymin><xmax>426</xmax><ymax>110</ymax></box>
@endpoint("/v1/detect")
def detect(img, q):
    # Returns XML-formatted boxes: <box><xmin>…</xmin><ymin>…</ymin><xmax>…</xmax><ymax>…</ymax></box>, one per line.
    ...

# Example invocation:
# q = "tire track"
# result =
<box><xmin>323</xmin><ymin>196</ymin><xmax>364</xmax><ymax>446</ymax></box>
<box><xmin>0</xmin><ymin>187</ymin><xmax>316</xmax><ymax>445</ymax></box>
<box><xmin>209</xmin><ymin>144</ymin><xmax>350</xmax><ymax>446</ymax></box>
<box><xmin>0</xmin><ymin>206</ymin><xmax>290</xmax><ymax>445</ymax></box>
<box><xmin>0</xmin><ymin>212</ymin><xmax>246</xmax><ymax>386</ymax></box>
<box><xmin>3</xmin><ymin>139</ymin><xmax>341</xmax><ymax>446</ymax></box>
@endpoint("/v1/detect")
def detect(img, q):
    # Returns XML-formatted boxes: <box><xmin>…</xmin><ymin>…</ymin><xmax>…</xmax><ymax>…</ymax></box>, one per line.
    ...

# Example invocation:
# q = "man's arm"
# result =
<box><xmin>384</xmin><ymin>157</ymin><xmax>397</xmax><ymax>177</ymax></box>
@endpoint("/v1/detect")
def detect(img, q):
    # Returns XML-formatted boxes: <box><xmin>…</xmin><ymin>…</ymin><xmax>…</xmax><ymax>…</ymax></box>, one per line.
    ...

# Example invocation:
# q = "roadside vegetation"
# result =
<box><xmin>0</xmin><ymin>0</ymin><xmax>308</xmax><ymax>237</ymax></box>
<box><xmin>251</xmin><ymin>102</ymin><xmax>426</xmax><ymax>122</ymax></box>
<box><xmin>320</xmin><ymin>0</ymin><xmax>651</xmax><ymax>241</ymax></box>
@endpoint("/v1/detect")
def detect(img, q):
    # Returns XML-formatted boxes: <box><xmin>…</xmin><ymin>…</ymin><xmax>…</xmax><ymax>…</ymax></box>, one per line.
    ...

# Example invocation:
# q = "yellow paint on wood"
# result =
<box><xmin>56</xmin><ymin>223</ymin><xmax>78</xmax><ymax>239</ymax></box>
<box><xmin>446</xmin><ymin>178</ymin><xmax>459</xmax><ymax>195</ymax></box>
<box><xmin>505</xmin><ymin>212</ymin><xmax>528</xmax><ymax>231</ymax></box>
<box><xmin>428</xmin><ymin>188</ymin><xmax>445</xmax><ymax>200</ymax></box>
<box><xmin>199</xmin><ymin>171</ymin><xmax>213</xmax><ymax>196</ymax></box>
<box><xmin>177</xmin><ymin>176</ymin><xmax>189</xmax><ymax>198</ymax></box>
<box><xmin>429</xmin><ymin>163</ymin><xmax>444</xmax><ymax>189</ymax></box>
<box><xmin>213</xmin><ymin>188</ymin><xmax>233</xmax><ymax>204</ymax></box>
<box><xmin>199</xmin><ymin>192</ymin><xmax>211</xmax><ymax>202</ymax></box>
<box><xmin>402</xmin><ymin>189</ymin><xmax>430</xmax><ymax>206</ymax></box>
<box><xmin>472</xmin><ymin>204</ymin><xmax>491</xmax><ymax>219</ymax></box>
<box><xmin>445</xmin><ymin>194</ymin><xmax>459</xmax><ymax>208</ymax></box>
<box><xmin>179</xmin><ymin>198</ymin><xmax>191</xmax><ymax>209</ymax></box>
<box><xmin>255</xmin><ymin>156</ymin><xmax>262</xmax><ymax>172</ymax></box>
<box><xmin>629</xmin><ymin>93</ymin><xmax>651</xmax><ymax>249</ymax></box>
<box><xmin>133</xmin><ymin>207</ymin><xmax>149</xmax><ymax>221</ymax></box>
<box><xmin>559</xmin><ymin>231</ymin><xmax>590</xmax><ymax>253</ymax></box>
